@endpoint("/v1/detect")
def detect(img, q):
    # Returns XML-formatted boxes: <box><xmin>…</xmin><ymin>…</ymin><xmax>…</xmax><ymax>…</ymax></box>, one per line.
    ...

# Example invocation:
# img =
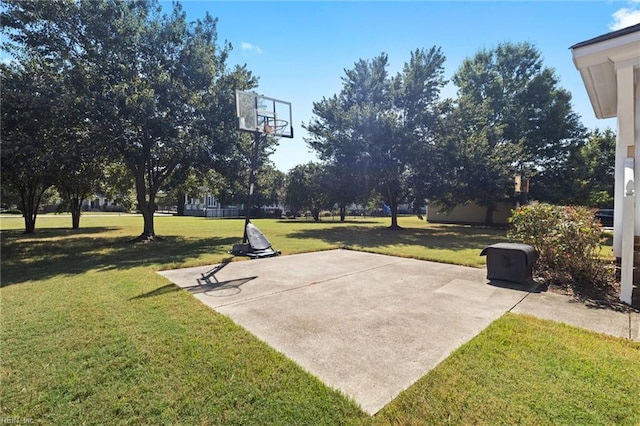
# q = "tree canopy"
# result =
<box><xmin>305</xmin><ymin>48</ymin><xmax>447</xmax><ymax>229</ymax></box>
<box><xmin>444</xmin><ymin>41</ymin><xmax>587</xmax><ymax>223</ymax></box>
<box><xmin>285</xmin><ymin>162</ymin><xmax>329</xmax><ymax>222</ymax></box>
<box><xmin>533</xmin><ymin>128</ymin><xmax>615</xmax><ymax>208</ymax></box>
<box><xmin>1</xmin><ymin>58</ymin><xmax>62</xmax><ymax>233</ymax></box>
<box><xmin>2</xmin><ymin>0</ymin><xmax>257</xmax><ymax>238</ymax></box>
<box><xmin>2</xmin><ymin>5</ymin><xmax>611</xmax><ymax>234</ymax></box>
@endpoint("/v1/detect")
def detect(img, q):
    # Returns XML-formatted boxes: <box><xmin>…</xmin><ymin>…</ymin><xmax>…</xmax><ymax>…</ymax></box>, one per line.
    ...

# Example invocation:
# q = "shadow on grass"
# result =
<box><xmin>275</xmin><ymin>219</ymin><xmax>381</xmax><ymax>225</ymax></box>
<box><xmin>287</xmin><ymin>224</ymin><xmax>506</xmax><ymax>251</ymax></box>
<box><xmin>1</xmin><ymin>226</ymin><xmax>120</xmax><ymax>238</ymax></box>
<box><xmin>129</xmin><ymin>283</ymin><xmax>182</xmax><ymax>299</ymax></box>
<box><xmin>1</xmin><ymin>227</ymin><xmax>238</xmax><ymax>287</ymax></box>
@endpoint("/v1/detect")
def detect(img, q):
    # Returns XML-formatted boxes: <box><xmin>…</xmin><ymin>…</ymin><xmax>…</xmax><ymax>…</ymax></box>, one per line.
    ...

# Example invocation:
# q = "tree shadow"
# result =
<box><xmin>0</xmin><ymin>230</ymin><xmax>239</xmax><ymax>287</ymax></box>
<box><xmin>275</xmin><ymin>219</ymin><xmax>380</xmax><ymax>225</ymax></box>
<box><xmin>1</xmin><ymin>226</ymin><xmax>120</xmax><ymax>239</ymax></box>
<box><xmin>287</xmin><ymin>225</ymin><xmax>506</xmax><ymax>252</ymax></box>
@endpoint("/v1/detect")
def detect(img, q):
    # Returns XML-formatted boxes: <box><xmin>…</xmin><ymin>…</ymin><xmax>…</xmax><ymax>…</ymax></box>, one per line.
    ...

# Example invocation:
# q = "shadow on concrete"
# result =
<box><xmin>186</xmin><ymin>275</ymin><xmax>257</xmax><ymax>297</ymax></box>
<box><xmin>176</xmin><ymin>258</ymin><xmax>257</xmax><ymax>297</ymax></box>
<box><xmin>487</xmin><ymin>279</ymin><xmax>544</xmax><ymax>293</ymax></box>
<box><xmin>199</xmin><ymin>258</ymin><xmax>233</xmax><ymax>282</ymax></box>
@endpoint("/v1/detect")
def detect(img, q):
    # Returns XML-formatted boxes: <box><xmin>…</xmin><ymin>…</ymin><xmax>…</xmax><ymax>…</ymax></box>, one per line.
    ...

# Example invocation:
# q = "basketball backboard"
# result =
<box><xmin>236</xmin><ymin>90</ymin><xmax>293</xmax><ymax>138</ymax></box>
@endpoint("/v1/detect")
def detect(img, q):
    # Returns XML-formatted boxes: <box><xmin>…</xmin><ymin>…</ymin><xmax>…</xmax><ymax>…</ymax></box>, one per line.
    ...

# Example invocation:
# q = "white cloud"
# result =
<box><xmin>241</xmin><ymin>42</ymin><xmax>263</xmax><ymax>55</ymax></box>
<box><xmin>609</xmin><ymin>6</ymin><xmax>640</xmax><ymax>30</ymax></box>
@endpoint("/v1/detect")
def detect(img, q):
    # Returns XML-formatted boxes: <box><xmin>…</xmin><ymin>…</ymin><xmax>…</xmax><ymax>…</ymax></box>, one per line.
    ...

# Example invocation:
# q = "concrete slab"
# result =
<box><xmin>512</xmin><ymin>291</ymin><xmax>640</xmax><ymax>341</ymax></box>
<box><xmin>158</xmin><ymin>249</ymin><xmax>639</xmax><ymax>414</ymax></box>
<box><xmin>159</xmin><ymin>249</ymin><xmax>530</xmax><ymax>414</ymax></box>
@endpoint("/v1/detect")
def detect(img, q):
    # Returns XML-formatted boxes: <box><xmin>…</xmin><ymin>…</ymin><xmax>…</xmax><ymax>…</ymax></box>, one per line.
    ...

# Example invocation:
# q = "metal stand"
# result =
<box><xmin>242</xmin><ymin>131</ymin><xmax>263</xmax><ymax>244</ymax></box>
<box><xmin>229</xmin><ymin>131</ymin><xmax>281</xmax><ymax>259</ymax></box>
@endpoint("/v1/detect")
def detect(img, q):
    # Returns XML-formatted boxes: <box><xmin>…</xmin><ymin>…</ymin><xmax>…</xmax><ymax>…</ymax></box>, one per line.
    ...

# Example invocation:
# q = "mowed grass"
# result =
<box><xmin>376</xmin><ymin>313</ymin><xmax>640</xmax><ymax>425</ymax></box>
<box><xmin>1</xmin><ymin>214</ymin><xmax>639</xmax><ymax>424</ymax></box>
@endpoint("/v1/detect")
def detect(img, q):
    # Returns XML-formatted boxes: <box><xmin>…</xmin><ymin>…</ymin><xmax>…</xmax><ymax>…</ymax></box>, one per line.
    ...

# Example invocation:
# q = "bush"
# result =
<box><xmin>508</xmin><ymin>203</ymin><xmax>614</xmax><ymax>295</ymax></box>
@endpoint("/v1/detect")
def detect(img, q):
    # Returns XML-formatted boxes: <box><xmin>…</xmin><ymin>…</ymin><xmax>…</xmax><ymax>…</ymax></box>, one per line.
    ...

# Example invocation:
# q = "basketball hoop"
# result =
<box><xmin>262</xmin><ymin>117</ymin><xmax>289</xmax><ymax>135</ymax></box>
<box><xmin>233</xmin><ymin>90</ymin><xmax>293</xmax><ymax>252</ymax></box>
<box><xmin>236</xmin><ymin>90</ymin><xmax>293</xmax><ymax>138</ymax></box>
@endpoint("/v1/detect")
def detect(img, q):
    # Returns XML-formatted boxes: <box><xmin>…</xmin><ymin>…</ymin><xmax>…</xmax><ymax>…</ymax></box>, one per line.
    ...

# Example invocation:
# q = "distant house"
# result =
<box><xmin>81</xmin><ymin>193</ymin><xmax>126</xmax><ymax>212</ymax></box>
<box><xmin>182</xmin><ymin>193</ymin><xmax>283</xmax><ymax>218</ymax></box>
<box><xmin>182</xmin><ymin>194</ymin><xmax>241</xmax><ymax>218</ymax></box>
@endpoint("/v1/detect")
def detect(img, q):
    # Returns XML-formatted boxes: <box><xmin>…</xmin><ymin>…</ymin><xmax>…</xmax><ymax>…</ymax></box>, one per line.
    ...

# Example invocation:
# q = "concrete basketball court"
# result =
<box><xmin>158</xmin><ymin>249</ymin><xmax>639</xmax><ymax>415</ymax></box>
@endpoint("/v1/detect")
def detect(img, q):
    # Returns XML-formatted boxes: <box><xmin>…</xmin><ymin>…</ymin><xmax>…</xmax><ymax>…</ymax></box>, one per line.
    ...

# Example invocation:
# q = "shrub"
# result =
<box><xmin>508</xmin><ymin>203</ymin><xmax>614</xmax><ymax>295</ymax></box>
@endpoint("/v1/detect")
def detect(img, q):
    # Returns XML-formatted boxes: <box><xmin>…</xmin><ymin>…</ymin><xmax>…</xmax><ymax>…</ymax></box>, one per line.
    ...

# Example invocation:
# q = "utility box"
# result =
<box><xmin>480</xmin><ymin>243</ymin><xmax>538</xmax><ymax>284</ymax></box>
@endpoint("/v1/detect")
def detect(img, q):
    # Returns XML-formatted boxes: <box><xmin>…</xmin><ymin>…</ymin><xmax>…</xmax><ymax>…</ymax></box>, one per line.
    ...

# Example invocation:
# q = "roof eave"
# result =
<box><xmin>570</xmin><ymin>24</ymin><xmax>640</xmax><ymax>119</ymax></box>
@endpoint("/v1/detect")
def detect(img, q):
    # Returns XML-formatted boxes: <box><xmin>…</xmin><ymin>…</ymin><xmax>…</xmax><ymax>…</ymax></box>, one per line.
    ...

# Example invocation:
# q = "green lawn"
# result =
<box><xmin>1</xmin><ymin>214</ymin><xmax>638</xmax><ymax>424</ymax></box>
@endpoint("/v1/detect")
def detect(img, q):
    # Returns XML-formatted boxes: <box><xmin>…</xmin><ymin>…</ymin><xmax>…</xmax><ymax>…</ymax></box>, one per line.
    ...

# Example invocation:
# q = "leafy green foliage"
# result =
<box><xmin>2</xmin><ymin>0</ymin><xmax>257</xmax><ymax>239</ymax></box>
<box><xmin>447</xmin><ymin>42</ymin><xmax>586</xmax><ymax>222</ymax></box>
<box><xmin>0</xmin><ymin>58</ymin><xmax>62</xmax><ymax>233</ymax></box>
<box><xmin>508</xmin><ymin>203</ymin><xmax>614</xmax><ymax>297</ymax></box>
<box><xmin>254</xmin><ymin>163</ymin><xmax>286</xmax><ymax>214</ymax></box>
<box><xmin>305</xmin><ymin>48</ymin><xmax>447</xmax><ymax>229</ymax></box>
<box><xmin>438</xmin><ymin>92</ymin><xmax>518</xmax><ymax>224</ymax></box>
<box><xmin>534</xmin><ymin>128</ymin><xmax>615</xmax><ymax>208</ymax></box>
<box><xmin>285</xmin><ymin>162</ymin><xmax>330</xmax><ymax>221</ymax></box>
<box><xmin>453</xmin><ymin>42</ymin><xmax>585</xmax><ymax>169</ymax></box>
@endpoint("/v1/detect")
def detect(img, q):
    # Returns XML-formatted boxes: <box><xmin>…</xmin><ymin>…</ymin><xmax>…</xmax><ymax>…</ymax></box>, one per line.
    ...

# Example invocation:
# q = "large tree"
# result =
<box><xmin>285</xmin><ymin>162</ymin><xmax>330</xmax><ymax>222</ymax></box>
<box><xmin>253</xmin><ymin>163</ymin><xmax>286</xmax><ymax>217</ymax></box>
<box><xmin>324</xmin><ymin>162</ymin><xmax>367</xmax><ymax>222</ymax></box>
<box><xmin>2</xmin><ymin>0</ymin><xmax>257</xmax><ymax>241</ymax></box>
<box><xmin>305</xmin><ymin>48</ymin><xmax>447</xmax><ymax>229</ymax></box>
<box><xmin>437</xmin><ymin>96</ymin><xmax>519</xmax><ymax>224</ymax></box>
<box><xmin>1</xmin><ymin>59</ymin><xmax>61</xmax><ymax>233</ymax></box>
<box><xmin>449</xmin><ymin>42</ymin><xmax>586</xmax><ymax>222</ymax></box>
<box><xmin>533</xmin><ymin>128</ymin><xmax>616</xmax><ymax>207</ymax></box>
<box><xmin>53</xmin><ymin>61</ymin><xmax>109</xmax><ymax>229</ymax></box>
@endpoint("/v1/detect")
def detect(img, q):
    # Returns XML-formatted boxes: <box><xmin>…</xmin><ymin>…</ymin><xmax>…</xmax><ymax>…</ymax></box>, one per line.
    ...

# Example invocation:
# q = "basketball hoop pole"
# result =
<box><xmin>242</xmin><ymin>131</ymin><xmax>264</xmax><ymax>244</ymax></box>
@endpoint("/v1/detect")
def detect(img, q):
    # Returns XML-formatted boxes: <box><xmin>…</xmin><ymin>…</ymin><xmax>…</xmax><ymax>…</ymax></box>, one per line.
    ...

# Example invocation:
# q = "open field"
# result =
<box><xmin>1</xmin><ymin>214</ymin><xmax>638</xmax><ymax>424</ymax></box>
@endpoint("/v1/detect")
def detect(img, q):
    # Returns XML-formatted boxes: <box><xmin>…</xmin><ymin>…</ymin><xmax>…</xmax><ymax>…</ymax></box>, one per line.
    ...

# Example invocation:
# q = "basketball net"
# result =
<box><xmin>262</xmin><ymin>117</ymin><xmax>288</xmax><ymax>135</ymax></box>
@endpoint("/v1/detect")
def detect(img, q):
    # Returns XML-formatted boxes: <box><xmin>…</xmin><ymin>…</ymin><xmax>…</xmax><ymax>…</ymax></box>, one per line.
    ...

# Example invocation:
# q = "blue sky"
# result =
<box><xmin>161</xmin><ymin>0</ymin><xmax>640</xmax><ymax>172</ymax></box>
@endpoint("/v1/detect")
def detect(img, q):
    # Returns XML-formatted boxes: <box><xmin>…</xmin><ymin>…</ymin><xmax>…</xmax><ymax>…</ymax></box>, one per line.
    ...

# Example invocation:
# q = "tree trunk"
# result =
<box><xmin>22</xmin><ymin>192</ymin><xmax>37</xmax><ymax>234</ymax></box>
<box><xmin>70</xmin><ymin>196</ymin><xmax>82</xmax><ymax>229</ymax></box>
<box><xmin>23</xmin><ymin>212</ymin><xmax>36</xmax><ymax>234</ymax></box>
<box><xmin>131</xmin><ymin>170</ymin><xmax>161</xmax><ymax>242</ymax></box>
<box><xmin>339</xmin><ymin>205</ymin><xmax>346</xmax><ymax>222</ymax></box>
<box><xmin>20</xmin><ymin>184</ymin><xmax>47</xmax><ymax>234</ymax></box>
<box><xmin>176</xmin><ymin>192</ymin><xmax>185</xmax><ymax>216</ymax></box>
<box><xmin>484</xmin><ymin>203</ymin><xmax>495</xmax><ymax>226</ymax></box>
<box><xmin>138</xmin><ymin>202</ymin><xmax>156</xmax><ymax>240</ymax></box>
<box><xmin>388</xmin><ymin>198</ymin><xmax>402</xmax><ymax>230</ymax></box>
